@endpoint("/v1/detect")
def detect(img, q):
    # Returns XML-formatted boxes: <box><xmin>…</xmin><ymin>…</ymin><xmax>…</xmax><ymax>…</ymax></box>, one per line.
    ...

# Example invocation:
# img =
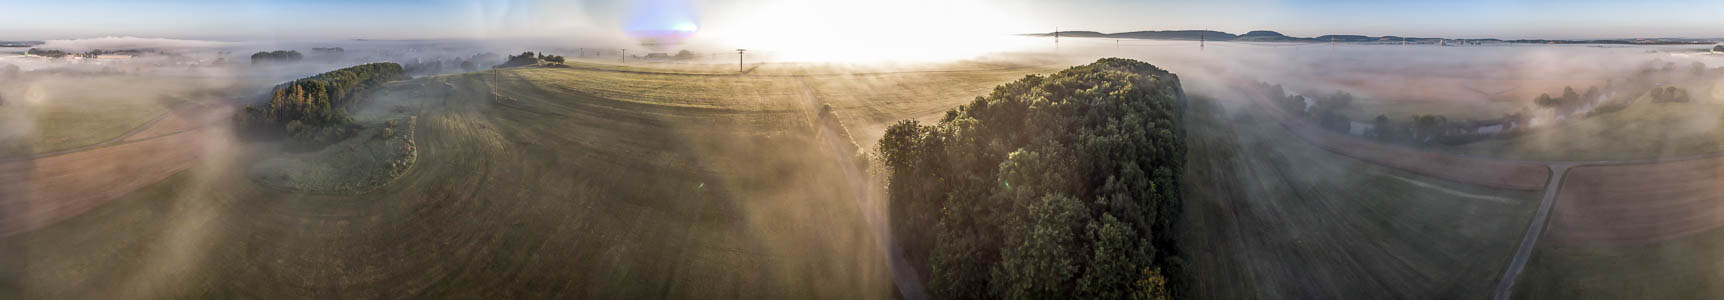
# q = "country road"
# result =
<box><xmin>1493</xmin><ymin>164</ymin><xmax>1571</xmax><ymax>300</ymax></box>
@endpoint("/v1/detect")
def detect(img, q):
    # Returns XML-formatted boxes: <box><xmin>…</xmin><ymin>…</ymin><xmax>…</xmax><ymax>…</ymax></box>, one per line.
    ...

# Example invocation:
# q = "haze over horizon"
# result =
<box><xmin>3</xmin><ymin>0</ymin><xmax>1722</xmax><ymax>42</ymax></box>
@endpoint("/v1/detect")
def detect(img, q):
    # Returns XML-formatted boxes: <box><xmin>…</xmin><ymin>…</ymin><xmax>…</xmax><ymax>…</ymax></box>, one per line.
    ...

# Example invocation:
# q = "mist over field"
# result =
<box><xmin>6</xmin><ymin>0</ymin><xmax>1724</xmax><ymax>298</ymax></box>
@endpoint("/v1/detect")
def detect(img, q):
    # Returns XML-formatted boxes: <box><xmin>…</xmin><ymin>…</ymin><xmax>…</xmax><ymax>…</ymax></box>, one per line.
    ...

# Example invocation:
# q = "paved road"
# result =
<box><xmin>1492</xmin><ymin>163</ymin><xmax>1573</xmax><ymax>300</ymax></box>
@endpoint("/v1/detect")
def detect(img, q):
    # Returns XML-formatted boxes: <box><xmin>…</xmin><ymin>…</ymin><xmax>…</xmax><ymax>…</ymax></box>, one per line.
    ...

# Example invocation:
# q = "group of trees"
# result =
<box><xmin>402</xmin><ymin>54</ymin><xmax>493</xmax><ymax>77</ymax></box>
<box><xmin>251</xmin><ymin>50</ymin><xmax>304</xmax><ymax>64</ymax></box>
<box><xmin>1258</xmin><ymin>82</ymin><xmax>1524</xmax><ymax>145</ymax></box>
<box><xmin>1533</xmin><ymin>86</ymin><xmax>1602</xmax><ymax>116</ymax></box>
<box><xmin>25</xmin><ymin>48</ymin><xmax>71</xmax><ymax>58</ymax></box>
<box><xmin>1649</xmin><ymin>86</ymin><xmax>1692</xmax><ymax>103</ymax></box>
<box><xmin>239</xmin><ymin>62</ymin><xmax>406</xmax><ymax>143</ymax></box>
<box><xmin>877</xmin><ymin>58</ymin><xmax>1184</xmax><ymax>299</ymax></box>
<box><xmin>25</xmin><ymin>48</ymin><xmax>146</xmax><ymax>58</ymax></box>
<box><xmin>495</xmin><ymin>51</ymin><xmax>566</xmax><ymax>68</ymax></box>
<box><xmin>1263</xmin><ymin>84</ymin><xmax>1358</xmax><ymax>133</ymax></box>
<box><xmin>1311</xmin><ymin>91</ymin><xmax>1355</xmax><ymax>132</ymax></box>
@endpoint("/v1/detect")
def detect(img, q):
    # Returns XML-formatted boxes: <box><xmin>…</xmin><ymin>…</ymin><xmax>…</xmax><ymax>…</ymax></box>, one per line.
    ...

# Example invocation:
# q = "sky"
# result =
<box><xmin>1</xmin><ymin>0</ymin><xmax>1721</xmax><ymax>41</ymax></box>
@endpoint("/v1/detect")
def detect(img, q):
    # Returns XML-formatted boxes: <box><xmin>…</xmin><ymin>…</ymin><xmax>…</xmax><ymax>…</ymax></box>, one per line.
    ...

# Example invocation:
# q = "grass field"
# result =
<box><xmin>1515</xmin><ymin>224</ymin><xmax>1724</xmax><ymax>299</ymax></box>
<box><xmin>561</xmin><ymin>57</ymin><xmax>1053</xmax><ymax>76</ymax></box>
<box><xmin>1339</xmin><ymin>97</ymin><xmax>1523</xmax><ymax>123</ymax></box>
<box><xmin>0</xmin><ymin>61</ymin><xmax>1052</xmax><ymax>298</ymax></box>
<box><xmin>0</xmin><ymin>75</ymin><xmax>245</xmax><ymax>158</ymax></box>
<box><xmin>247</xmin><ymin>116</ymin><xmax>419</xmax><ymax>195</ymax></box>
<box><xmin>1427</xmin><ymin>78</ymin><xmax>1724</xmax><ymax>161</ymax></box>
<box><xmin>1179</xmin><ymin>97</ymin><xmax>1543</xmax><ymax>298</ymax></box>
<box><xmin>1447</xmin><ymin>97</ymin><xmax>1724</xmax><ymax>161</ymax></box>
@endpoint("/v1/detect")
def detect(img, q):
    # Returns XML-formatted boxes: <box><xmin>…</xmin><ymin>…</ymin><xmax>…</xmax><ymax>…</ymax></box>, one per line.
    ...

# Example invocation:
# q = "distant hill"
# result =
<box><xmin>1112</xmin><ymin>30</ymin><xmax>1237</xmax><ymax>41</ymax></box>
<box><xmin>1236</xmin><ymin>30</ymin><xmax>1294</xmax><ymax>42</ymax></box>
<box><xmin>1028</xmin><ymin>30</ymin><xmax>1722</xmax><ymax>45</ymax></box>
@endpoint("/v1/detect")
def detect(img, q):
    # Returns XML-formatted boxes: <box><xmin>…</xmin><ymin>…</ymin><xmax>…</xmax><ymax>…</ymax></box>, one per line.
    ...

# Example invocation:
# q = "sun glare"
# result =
<box><xmin>692</xmin><ymin>0</ymin><xmax>1040</xmax><ymax>62</ymax></box>
<box><xmin>673</xmin><ymin>22</ymin><xmax>699</xmax><ymax>32</ymax></box>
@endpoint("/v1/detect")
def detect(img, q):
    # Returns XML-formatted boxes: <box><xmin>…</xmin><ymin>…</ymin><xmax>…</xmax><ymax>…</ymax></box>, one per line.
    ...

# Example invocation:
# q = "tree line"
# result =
<box><xmin>239</xmin><ymin>62</ymin><xmax>406</xmax><ymax>143</ymax></box>
<box><xmin>25</xmin><ymin>48</ymin><xmax>142</xmax><ymax>58</ymax></box>
<box><xmin>877</xmin><ymin>58</ymin><xmax>1185</xmax><ymax>299</ymax></box>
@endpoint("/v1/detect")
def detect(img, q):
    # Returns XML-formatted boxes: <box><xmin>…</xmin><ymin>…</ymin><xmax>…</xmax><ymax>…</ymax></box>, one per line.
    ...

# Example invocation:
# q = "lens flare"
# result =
<box><xmin>626</xmin><ymin>0</ymin><xmax>699</xmax><ymax>50</ymax></box>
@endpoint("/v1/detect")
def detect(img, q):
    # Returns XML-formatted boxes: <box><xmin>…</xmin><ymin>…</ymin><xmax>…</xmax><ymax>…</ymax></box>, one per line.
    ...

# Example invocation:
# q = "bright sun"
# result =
<box><xmin>691</xmin><ymin>0</ymin><xmax>1041</xmax><ymax>62</ymax></box>
<box><xmin>673</xmin><ymin>22</ymin><xmax>699</xmax><ymax>32</ymax></box>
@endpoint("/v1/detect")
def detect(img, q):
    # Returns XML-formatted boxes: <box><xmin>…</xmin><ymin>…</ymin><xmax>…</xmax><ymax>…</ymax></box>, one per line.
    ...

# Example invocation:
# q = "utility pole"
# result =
<box><xmin>620</xmin><ymin>49</ymin><xmax>626</xmax><ymax>63</ymax></box>
<box><xmin>736</xmin><ymin>49</ymin><xmax>747</xmax><ymax>74</ymax></box>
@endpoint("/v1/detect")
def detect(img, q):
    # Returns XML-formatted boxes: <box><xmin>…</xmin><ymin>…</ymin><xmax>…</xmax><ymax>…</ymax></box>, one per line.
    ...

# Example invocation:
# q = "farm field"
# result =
<box><xmin>1513</xmin><ymin>155</ymin><xmax>1724</xmax><ymax>299</ymax></box>
<box><xmin>1446</xmin><ymin>95</ymin><xmax>1724</xmax><ymax>161</ymax></box>
<box><xmin>1179</xmin><ymin>97</ymin><xmax>1543</xmax><ymax>298</ymax></box>
<box><xmin>1338</xmin><ymin>97</ymin><xmax>1522</xmax><ymax>123</ymax></box>
<box><xmin>560</xmin><ymin>56</ymin><xmax>1057</xmax><ymax>76</ymax></box>
<box><xmin>0</xmin><ymin>74</ymin><xmax>251</xmax><ymax>158</ymax></box>
<box><xmin>0</xmin><ymin>62</ymin><xmax>1052</xmax><ymax>298</ymax></box>
<box><xmin>1516</xmin><ymin>222</ymin><xmax>1724</xmax><ymax>299</ymax></box>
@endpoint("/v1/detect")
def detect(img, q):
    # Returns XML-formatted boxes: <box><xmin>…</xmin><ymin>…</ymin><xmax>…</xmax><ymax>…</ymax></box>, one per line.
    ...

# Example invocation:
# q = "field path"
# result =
<box><xmin>793</xmin><ymin>77</ymin><xmax>929</xmax><ymax>300</ymax></box>
<box><xmin>1493</xmin><ymin>164</ymin><xmax>1571</xmax><ymax>300</ymax></box>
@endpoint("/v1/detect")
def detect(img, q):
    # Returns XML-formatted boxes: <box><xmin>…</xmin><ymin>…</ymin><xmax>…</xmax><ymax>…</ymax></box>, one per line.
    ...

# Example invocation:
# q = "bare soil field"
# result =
<box><xmin>1546</xmin><ymin>159</ymin><xmax>1724</xmax><ymax>245</ymax></box>
<box><xmin>0</xmin><ymin>126</ymin><xmax>227</xmax><ymax>237</ymax></box>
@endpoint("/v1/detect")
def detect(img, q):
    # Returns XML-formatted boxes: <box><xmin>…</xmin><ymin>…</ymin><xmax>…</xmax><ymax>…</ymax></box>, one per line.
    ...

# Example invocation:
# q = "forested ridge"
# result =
<box><xmin>240</xmin><ymin>62</ymin><xmax>405</xmax><ymax>143</ymax></box>
<box><xmin>878</xmin><ymin>58</ymin><xmax>1186</xmax><ymax>299</ymax></box>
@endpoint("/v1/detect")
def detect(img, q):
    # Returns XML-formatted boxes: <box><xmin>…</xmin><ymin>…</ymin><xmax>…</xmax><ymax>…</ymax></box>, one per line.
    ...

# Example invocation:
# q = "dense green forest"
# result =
<box><xmin>239</xmin><ymin>62</ymin><xmax>406</xmax><ymax>143</ymax></box>
<box><xmin>877</xmin><ymin>58</ymin><xmax>1186</xmax><ymax>299</ymax></box>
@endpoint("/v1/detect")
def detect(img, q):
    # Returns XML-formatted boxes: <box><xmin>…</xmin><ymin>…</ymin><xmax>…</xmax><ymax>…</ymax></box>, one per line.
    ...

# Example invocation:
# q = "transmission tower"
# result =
<box><xmin>736</xmin><ymin>49</ymin><xmax>747</xmax><ymax>74</ymax></box>
<box><xmin>1053</xmin><ymin>26</ymin><xmax>1060</xmax><ymax>52</ymax></box>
